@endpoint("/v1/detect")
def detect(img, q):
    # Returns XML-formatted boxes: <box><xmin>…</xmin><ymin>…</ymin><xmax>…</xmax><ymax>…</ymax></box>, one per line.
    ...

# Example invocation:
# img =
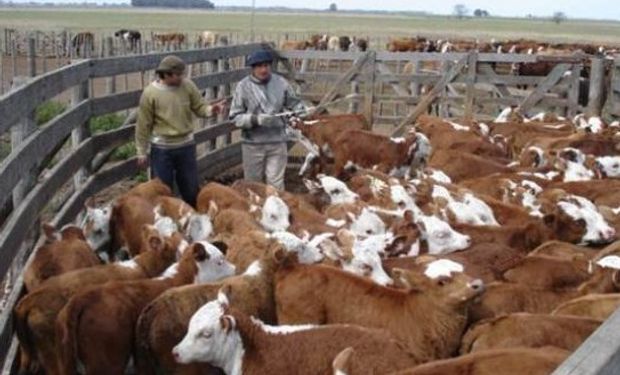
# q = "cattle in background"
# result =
<box><xmin>339</xmin><ymin>36</ymin><xmax>353</xmax><ymax>51</ymax></box>
<box><xmin>114</xmin><ymin>29</ymin><xmax>141</xmax><ymax>51</ymax></box>
<box><xmin>387</xmin><ymin>37</ymin><xmax>428</xmax><ymax>52</ymax></box>
<box><xmin>197</xmin><ymin>31</ymin><xmax>219</xmax><ymax>47</ymax></box>
<box><xmin>153</xmin><ymin>32</ymin><xmax>186</xmax><ymax>50</ymax></box>
<box><xmin>280</xmin><ymin>40</ymin><xmax>311</xmax><ymax>51</ymax></box>
<box><xmin>352</xmin><ymin>37</ymin><xmax>369</xmax><ymax>52</ymax></box>
<box><xmin>308</xmin><ymin>34</ymin><xmax>329</xmax><ymax>50</ymax></box>
<box><xmin>71</xmin><ymin>32</ymin><xmax>94</xmax><ymax>57</ymax></box>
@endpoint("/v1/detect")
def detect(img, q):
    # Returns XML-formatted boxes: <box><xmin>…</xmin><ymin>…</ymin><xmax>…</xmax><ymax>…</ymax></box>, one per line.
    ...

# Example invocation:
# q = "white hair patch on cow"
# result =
<box><xmin>563</xmin><ymin>161</ymin><xmax>594</xmax><ymax>182</ymax></box>
<box><xmin>186</xmin><ymin>214</ymin><xmax>213</xmax><ymax>242</ymax></box>
<box><xmin>478</xmin><ymin>123</ymin><xmax>490</xmax><ymax>136</ymax></box>
<box><xmin>557</xmin><ymin>196</ymin><xmax>616</xmax><ymax>245</ymax></box>
<box><xmin>260</xmin><ymin>196</ymin><xmax>290</xmax><ymax>233</ymax></box>
<box><xmin>349</xmin><ymin>208</ymin><xmax>386</xmax><ymax>238</ymax></box>
<box><xmin>118</xmin><ymin>259</ymin><xmax>139</xmax><ymax>270</ymax></box>
<box><xmin>319</xmin><ymin>175</ymin><xmax>358</xmax><ymax>204</ymax></box>
<box><xmin>494</xmin><ymin>107</ymin><xmax>513</xmax><ymax>123</ymax></box>
<box><xmin>368</xmin><ymin>176</ymin><xmax>389</xmax><ymax>197</ymax></box>
<box><xmin>432</xmin><ymin>185</ymin><xmax>499</xmax><ymax>226</ymax></box>
<box><xmin>596</xmin><ymin>255</ymin><xmax>620</xmax><ymax>270</ymax></box>
<box><xmin>342</xmin><ymin>234</ymin><xmax>394</xmax><ymax>286</ymax></box>
<box><xmin>326</xmin><ymin>218</ymin><xmax>347</xmax><ymax>228</ymax></box>
<box><xmin>596</xmin><ymin>156</ymin><xmax>620</xmax><ymax>178</ymax></box>
<box><xmin>447</xmin><ymin>121</ymin><xmax>470</xmax><ymax>132</ymax></box>
<box><xmin>194</xmin><ymin>242</ymin><xmax>236</xmax><ymax>284</ymax></box>
<box><xmin>172</xmin><ymin>293</ymin><xmax>244</xmax><ymax>374</ymax></box>
<box><xmin>249</xmin><ymin>316</ymin><xmax>316</xmax><ymax>335</ymax></box>
<box><xmin>269</xmin><ymin>231</ymin><xmax>325</xmax><ymax>264</ymax></box>
<box><xmin>242</xmin><ymin>260</ymin><xmax>262</xmax><ymax>276</ymax></box>
<box><xmin>82</xmin><ymin>205</ymin><xmax>112</xmax><ymax>251</ymax></box>
<box><xmin>390</xmin><ymin>137</ymin><xmax>406</xmax><ymax>144</ymax></box>
<box><xmin>390</xmin><ymin>185</ymin><xmax>420</xmax><ymax>214</ymax></box>
<box><xmin>158</xmin><ymin>263</ymin><xmax>180</xmax><ymax>280</ymax></box>
<box><xmin>424</xmin><ymin>259</ymin><xmax>465</xmax><ymax>279</ymax></box>
<box><xmin>417</xmin><ymin>215</ymin><xmax>471</xmax><ymax>255</ymax></box>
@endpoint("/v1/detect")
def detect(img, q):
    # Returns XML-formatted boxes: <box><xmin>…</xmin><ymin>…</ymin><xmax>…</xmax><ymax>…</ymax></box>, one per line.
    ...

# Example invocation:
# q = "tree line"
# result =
<box><xmin>131</xmin><ymin>0</ymin><xmax>215</xmax><ymax>9</ymax></box>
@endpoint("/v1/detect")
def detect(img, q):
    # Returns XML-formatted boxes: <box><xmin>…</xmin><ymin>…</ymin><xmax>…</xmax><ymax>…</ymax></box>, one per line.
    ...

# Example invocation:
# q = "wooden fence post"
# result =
<box><xmin>10</xmin><ymin>76</ymin><xmax>37</xmax><ymax>208</ymax></box>
<box><xmin>218</xmin><ymin>38</ymin><xmax>232</xmax><ymax>145</ymax></box>
<box><xmin>71</xmin><ymin>78</ymin><xmax>90</xmax><ymax>189</ymax></box>
<box><xmin>104</xmin><ymin>37</ymin><xmax>116</xmax><ymax>95</ymax></box>
<box><xmin>463</xmin><ymin>52</ymin><xmax>478</xmax><ymax>122</ymax></box>
<box><xmin>364</xmin><ymin>51</ymin><xmax>377</xmax><ymax>129</ymax></box>
<box><xmin>206</xmin><ymin>54</ymin><xmax>218</xmax><ymax>151</ymax></box>
<box><xmin>348</xmin><ymin>80</ymin><xmax>360</xmax><ymax>114</ymax></box>
<box><xmin>587</xmin><ymin>57</ymin><xmax>605</xmax><ymax>117</ymax></box>
<box><xmin>567</xmin><ymin>63</ymin><xmax>582</xmax><ymax>118</ymax></box>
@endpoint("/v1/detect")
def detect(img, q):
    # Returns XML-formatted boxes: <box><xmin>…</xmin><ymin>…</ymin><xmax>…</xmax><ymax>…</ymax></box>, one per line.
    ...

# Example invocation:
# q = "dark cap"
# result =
<box><xmin>246</xmin><ymin>50</ymin><xmax>274</xmax><ymax>67</ymax></box>
<box><xmin>155</xmin><ymin>55</ymin><xmax>186</xmax><ymax>74</ymax></box>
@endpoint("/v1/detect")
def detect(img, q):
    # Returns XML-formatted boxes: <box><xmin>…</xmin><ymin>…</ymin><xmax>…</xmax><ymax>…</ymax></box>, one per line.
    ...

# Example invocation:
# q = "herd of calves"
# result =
<box><xmin>13</xmin><ymin>110</ymin><xmax>620</xmax><ymax>375</ymax></box>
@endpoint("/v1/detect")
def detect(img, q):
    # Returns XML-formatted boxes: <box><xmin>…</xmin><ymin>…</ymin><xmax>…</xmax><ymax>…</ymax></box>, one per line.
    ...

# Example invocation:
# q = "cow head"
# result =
<box><xmin>520</xmin><ymin>146</ymin><xmax>547</xmax><ymax>168</ymax></box>
<box><xmin>318</xmin><ymin>175</ymin><xmax>359</xmax><ymax>205</ymax></box>
<box><xmin>348</xmin><ymin>208</ymin><xmax>386</xmax><ymax>238</ymax></box>
<box><xmin>185</xmin><ymin>242</ymin><xmax>236</xmax><ymax>284</ymax></box>
<box><xmin>334</xmin><ymin>230</ymin><xmax>394</xmax><ymax>286</ymax></box>
<box><xmin>82</xmin><ymin>198</ymin><xmax>112</xmax><ymax>252</ymax></box>
<box><xmin>391</xmin><ymin>259</ymin><xmax>484</xmax><ymax>306</ymax></box>
<box><xmin>386</xmin><ymin>210</ymin><xmax>422</xmax><ymax>257</ymax></box>
<box><xmin>268</xmin><ymin>231</ymin><xmax>326</xmax><ymax>264</ymax></box>
<box><xmin>416</xmin><ymin>215</ymin><xmax>471</xmax><ymax>255</ymax></box>
<box><xmin>260</xmin><ymin>196</ymin><xmax>291</xmax><ymax>233</ymax></box>
<box><xmin>184</xmin><ymin>214</ymin><xmax>214</xmax><ymax>243</ymax></box>
<box><xmin>543</xmin><ymin>194</ymin><xmax>616</xmax><ymax>245</ymax></box>
<box><xmin>595</xmin><ymin>156</ymin><xmax>620</xmax><ymax>178</ymax></box>
<box><xmin>172</xmin><ymin>288</ymin><xmax>241</xmax><ymax>369</ymax></box>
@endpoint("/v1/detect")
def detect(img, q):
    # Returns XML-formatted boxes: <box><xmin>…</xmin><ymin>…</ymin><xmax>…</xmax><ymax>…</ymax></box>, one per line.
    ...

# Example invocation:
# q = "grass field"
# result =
<box><xmin>1</xmin><ymin>7</ymin><xmax>620</xmax><ymax>45</ymax></box>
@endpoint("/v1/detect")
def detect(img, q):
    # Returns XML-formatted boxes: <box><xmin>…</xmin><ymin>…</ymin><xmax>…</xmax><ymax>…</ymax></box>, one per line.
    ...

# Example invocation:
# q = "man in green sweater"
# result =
<box><xmin>136</xmin><ymin>55</ymin><xmax>225</xmax><ymax>207</ymax></box>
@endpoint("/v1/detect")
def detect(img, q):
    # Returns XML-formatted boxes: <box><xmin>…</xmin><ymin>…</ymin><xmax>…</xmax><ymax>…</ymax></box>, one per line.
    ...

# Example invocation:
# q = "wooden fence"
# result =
<box><xmin>276</xmin><ymin>49</ymin><xmax>616</xmax><ymax>133</ymax></box>
<box><xmin>0</xmin><ymin>42</ymin><xmax>273</xmax><ymax>373</ymax></box>
<box><xmin>1</xmin><ymin>43</ymin><xmax>620</xmax><ymax>373</ymax></box>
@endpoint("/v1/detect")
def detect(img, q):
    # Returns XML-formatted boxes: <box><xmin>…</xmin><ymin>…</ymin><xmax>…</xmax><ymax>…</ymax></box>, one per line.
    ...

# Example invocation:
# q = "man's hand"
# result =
<box><xmin>210</xmin><ymin>98</ymin><xmax>228</xmax><ymax>116</ymax></box>
<box><xmin>137</xmin><ymin>156</ymin><xmax>149</xmax><ymax>169</ymax></box>
<box><xmin>257</xmin><ymin>114</ymin><xmax>282</xmax><ymax>128</ymax></box>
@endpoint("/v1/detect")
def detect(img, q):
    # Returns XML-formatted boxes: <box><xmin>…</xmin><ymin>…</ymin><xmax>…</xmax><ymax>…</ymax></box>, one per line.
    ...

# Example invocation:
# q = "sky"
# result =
<box><xmin>9</xmin><ymin>0</ymin><xmax>620</xmax><ymax>20</ymax></box>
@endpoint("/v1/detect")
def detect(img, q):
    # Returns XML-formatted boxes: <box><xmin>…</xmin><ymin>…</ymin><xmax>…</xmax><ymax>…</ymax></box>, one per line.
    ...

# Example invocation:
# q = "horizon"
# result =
<box><xmin>4</xmin><ymin>0</ymin><xmax>619</xmax><ymax>21</ymax></box>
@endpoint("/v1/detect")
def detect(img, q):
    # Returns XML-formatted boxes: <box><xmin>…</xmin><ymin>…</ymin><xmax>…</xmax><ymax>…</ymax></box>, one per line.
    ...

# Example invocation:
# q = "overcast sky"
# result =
<box><xmin>10</xmin><ymin>0</ymin><xmax>620</xmax><ymax>20</ymax></box>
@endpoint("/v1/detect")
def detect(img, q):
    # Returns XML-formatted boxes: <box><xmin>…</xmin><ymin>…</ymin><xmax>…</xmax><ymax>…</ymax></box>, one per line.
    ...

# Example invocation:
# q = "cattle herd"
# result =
<box><xmin>11</xmin><ymin>107</ymin><xmax>620</xmax><ymax>375</ymax></box>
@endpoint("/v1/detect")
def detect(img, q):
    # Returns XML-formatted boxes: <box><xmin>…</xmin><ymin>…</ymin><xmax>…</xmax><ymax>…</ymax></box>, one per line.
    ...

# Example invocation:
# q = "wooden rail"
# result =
<box><xmin>0</xmin><ymin>42</ymin><xmax>271</xmax><ymax>371</ymax></box>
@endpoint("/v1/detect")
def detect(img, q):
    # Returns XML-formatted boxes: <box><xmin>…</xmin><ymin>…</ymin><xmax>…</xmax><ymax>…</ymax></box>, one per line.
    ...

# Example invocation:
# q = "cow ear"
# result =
<box><xmin>42</xmin><ymin>223</ymin><xmax>57</xmax><ymax>241</ymax></box>
<box><xmin>148</xmin><ymin>235</ymin><xmax>164</xmax><ymax>252</ymax></box>
<box><xmin>272</xmin><ymin>245</ymin><xmax>288</xmax><ymax>264</ymax></box>
<box><xmin>84</xmin><ymin>197</ymin><xmax>96</xmax><ymax>209</ymax></box>
<box><xmin>61</xmin><ymin>226</ymin><xmax>87</xmax><ymax>241</ymax></box>
<box><xmin>218</xmin><ymin>285</ymin><xmax>231</xmax><ymax>308</ymax></box>
<box><xmin>220</xmin><ymin>315</ymin><xmax>236</xmax><ymax>334</ymax></box>
<box><xmin>613</xmin><ymin>270</ymin><xmax>620</xmax><ymax>289</ymax></box>
<box><xmin>192</xmin><ymin>243</ymin><xmax>208</xmax><ymax>262</ymax></box>
<box><xmin>211</xmin><ymin>241</ymin><xmax>228</xmax><ymax>255</ymax></box>
<box><xmin>207</xmin><ymin>201</ymin><xmax>219</xmax><ymax>219</ymax></box>
<box><xmin>337</xmin><ymin>229</ymin><xmax>356</xmax><ymax>250</ymax></box>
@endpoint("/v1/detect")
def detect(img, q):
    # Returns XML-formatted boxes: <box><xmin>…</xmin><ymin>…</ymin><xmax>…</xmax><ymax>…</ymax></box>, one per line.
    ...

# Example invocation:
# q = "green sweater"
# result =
<box><xmin>136</xmin><ymin>79</ymin><xmax>214</xmax><ymax>156</ymax></box>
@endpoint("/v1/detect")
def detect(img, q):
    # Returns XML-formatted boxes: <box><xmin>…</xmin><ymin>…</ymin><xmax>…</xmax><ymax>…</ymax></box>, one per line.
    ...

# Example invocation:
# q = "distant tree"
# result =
<box><xmin>328</xmin><ymin>3</ymin><xmax>337</xmax><ymax>11</ymax></box>
<box><xmin>552</xmin><ymin>11</ymin><xmax>567</xmax><ymax>24</ymax></box>
<box><xmin>131</xmin><ymin>0</ymin><xmax>214</xmax><ymax>9</ymax></box>
<box><xmin>474</xmin><ymin>8</ymin><xmax>490</xmax><ymax>17</ymax></box>
<box><xmin>453</xmin><ymin>4</ymin><xmax>469</xmax><ymax>19</ymax></box>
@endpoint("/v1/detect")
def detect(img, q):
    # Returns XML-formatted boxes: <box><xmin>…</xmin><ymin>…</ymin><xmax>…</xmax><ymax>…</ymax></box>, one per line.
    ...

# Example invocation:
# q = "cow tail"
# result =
<box><xmin>56</xmin><ymin>295</ymin><xmax>88</xmax><ymax>375</ymax></box>
<box><xmin>14</xmin><ymin>300</ymin><xmax>38</xmax><ymax>374</ymax></box>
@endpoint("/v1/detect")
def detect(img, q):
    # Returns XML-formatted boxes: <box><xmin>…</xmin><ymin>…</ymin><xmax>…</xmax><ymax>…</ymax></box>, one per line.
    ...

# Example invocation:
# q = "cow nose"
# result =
<box><xmin>469</xmin><ymin>279</ymin><xmax>484</xmax><ymax>292</ymax></box>
<box><xmin>604</xmin><ymin>228</ymin><xmax>617</xmax><ymax>240</ymax></box>
<box><xmin>172</xmin><ymin>348</ymin><xmax>180</xmax><ymax>362</ymax></box>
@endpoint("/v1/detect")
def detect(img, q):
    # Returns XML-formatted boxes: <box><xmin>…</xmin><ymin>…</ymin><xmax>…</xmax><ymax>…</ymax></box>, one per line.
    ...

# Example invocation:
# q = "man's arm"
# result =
<box><xmin>283</xmin><ymin>82</ymin><xmax>307</xmax><ymax>113</ymax></box>
<box><xmin>135</xmin><ymin>91</ymin><xmax>155</xmax><ymax>157</ymax></box>
<box><xmin>188</xmin><ymin>80</ymin><xmax>215</xmax><ymax>118</ymax></box>
<box><xmin>229</xmin><ymin>82</ymin><xmax>257</xmax><ymax>129</ymax></box>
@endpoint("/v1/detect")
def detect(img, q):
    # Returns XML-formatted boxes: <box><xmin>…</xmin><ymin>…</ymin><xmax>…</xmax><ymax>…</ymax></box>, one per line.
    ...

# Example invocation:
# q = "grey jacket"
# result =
<box><xmin>229</xmin><ymin>73</ymin><xmax>305</xmax><ymax>144</ymax></box>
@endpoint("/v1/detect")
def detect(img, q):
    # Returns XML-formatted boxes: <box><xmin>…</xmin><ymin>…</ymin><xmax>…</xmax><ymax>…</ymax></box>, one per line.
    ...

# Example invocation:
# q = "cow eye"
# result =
<box><xmin>332</xmin><ymin>189</ymin><xmax>341</xmax><ymax>195</ymax></box>
<box><xmin>437</xmin><ymin>279</ymin><xmax>448</xmax><ymax>287</ymax></box>
<box><xmin>200</xmin><ymin>330</ymin><xmax>212</xmax><ymax>339</ymax></box>
<box><xmin>362</xmin><ymin>263</ymin><xmax>373</xmax><ymax>274</ymax></box>
<box><xmin>576</xmin><ymin>219</ymin><xmax>586</xmax><ymax>228</ymax></box>
<box><xmin>435</xmin><ymin>231</ymin><xmax>448</xmax><ymax>239</ymax></box>
<box><xmin>366</xmin><ymin>229</ymin><xmax>374</xmax><ymax>235</ymax></box>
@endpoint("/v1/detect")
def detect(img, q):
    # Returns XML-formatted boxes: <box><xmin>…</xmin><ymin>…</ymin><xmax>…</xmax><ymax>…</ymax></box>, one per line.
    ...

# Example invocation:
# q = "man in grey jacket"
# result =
<box><xmin>229</xmin><ymin>50</ymin><xmax>308</xmax><ymax>190</ymax></box>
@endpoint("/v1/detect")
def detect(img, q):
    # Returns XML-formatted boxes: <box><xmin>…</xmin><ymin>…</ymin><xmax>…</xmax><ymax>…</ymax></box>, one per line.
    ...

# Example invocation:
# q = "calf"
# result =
<box><xmin>468</xmin><ymin>265</ymin><xmax>620</xmax><ymax>323</ymax></box>
<box><xmin>14</xmin><ymin>226</ymin><xmax>178</xmax><ymax>375</ymax></box>
<box><xmin>275</xmin><ymin>259</ymin><xmax>484</xmax><ymax>361</ymax></box>
<box><xmin>331</xmin><ymin>130</ymin><xmax>422</xmax><ymax>178</ymax></box>
<box><xmin>390</xmin><ymin>347</ymin><xmax>569</xmax><ymax>375</ymax></box>
<box><xmin>502</xmin><ymin>255</ymin><xmax>591</xmax><ymax>289</ymax></box>
<box><xmin>552</xmin><ymin>293</ymin><xmax>620</xmax><ymax>320</ymax></box>
<box><xmin>197</xmin><ymin>182</ymin><xmax>254</xmax><ymax>213</ymax></box>
<box><xmin>173</xmin><ymin>291</ymin><xmax>421</xmax><ymax>373</ymax></box>
<box><xmin>114</xmin><ymin>29</ymin><xmax>141</xmax><ymax>51</ymax></box>
<box><xmin>452</xmin><ymin>222</ymin><xmax>551</xmax><ymax>252</ymax></box>
<box><xmin>460</xmin><ymin>313</ymin><xmax>600</xmax><ymax>354</ymax></box>
<box><xmin>135</xmin><ymin>245</ymin><xmax>310</xmax><ymax>374</ymax></box>
<box><xmin>429</xmin><ymin>150</ymin><xmax>513</xmax><ymax>183</ymax></box>
<box><xmin>56</xmin><ymin>242</ymin><xmax>235</xmax><ymax>375</ymax></box>
<box><xmin>24</xmin><ymin>224</ymin><xmax>100</xmax><ymax>291</ymax></box>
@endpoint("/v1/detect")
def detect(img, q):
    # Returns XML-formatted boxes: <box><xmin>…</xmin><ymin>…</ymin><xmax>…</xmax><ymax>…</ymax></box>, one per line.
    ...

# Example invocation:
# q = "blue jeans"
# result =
<box><xmin>150</xmin><ymin>143</ymin><xmax>199</xmax><ymax>207</ymax></box>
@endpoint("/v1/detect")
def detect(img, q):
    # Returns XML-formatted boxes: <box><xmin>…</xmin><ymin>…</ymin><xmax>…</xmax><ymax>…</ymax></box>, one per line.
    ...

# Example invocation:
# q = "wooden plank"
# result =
<box><xmin>478</xmin><ymin>64</ymin><xmax>512</xmax><ymax>97</ymax></box>
<box><xmin>567</xmin><ymin>64</ymin><xmax>581</xmax><ymax>118</ymax></box>
<box><xmin>194</xmin><ymin>122</ymin><xmax>236</xmax><ymax>145</ymax></box>
<box><xmin>464</xmin><ymin>52</ymin><xmax>478</xmax><ymax>121</ymax></box>
<box><xmin>392</xmin><ymin>54</ymin><xmax>469</xmax><ymax>137</ymax></box>
<box><xmin>317</xmin><ymin>51</ymin><xmax>372</xmax><ymax>111</ymax></box>
<box><xmin>197</xmin><ymin>142</ymin><xmax>243</xmax><ymax>179</ymax></box>
<box><xmin>278</xmin><ymin>50</ymin><xmax>364</xmax><ymax>61</ymax></box>
<box><xmin>375</xmin><ymin>62</ymin><xmax>409</xmax><ymax>97</ymax></box>
<box><xmin>10</xmin><ymin>77</ymin><xmax>37</xmax><ymax>208</ymax></box>
<box><xmin>364</xmin><ymin>52</ymin><xmax>377</xmax><ymax>127</ymax></box>
<box><xmin>587</xmin><ymin>58</ymin><xmax>606</xmax><ymax>117</ymax></box>
<box><xmin>519</xmin><ymin>63</ymin><xmax>571</xmax><ymax>114</ymax></box>
<box><xmin>0</xmin><ymin>101</ymin><xmax>90</xmax><ymax>213</ymax></box>
<box><xmin>0</xmin><ymin>60</ymin><xmax>90</xmax><ymax>133</ymax></box>
<box><xmin>55</xmin><ymin>158</ymin><xmax>138</xmax><ymax>227</ymax></box>
<box><xmin>552</xmin><ymin>306</ymin><xmax>620</xmax><ymax>375</ymax></box>
<box><xmin>71</xmin><ymin>79</ymin><xmax>90</xmax><ymax>188</ymax></box>
<box><xmin>90</xmin><ymin>43</ymin><xmax>266</xmax><ymax>78</ymax></box>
